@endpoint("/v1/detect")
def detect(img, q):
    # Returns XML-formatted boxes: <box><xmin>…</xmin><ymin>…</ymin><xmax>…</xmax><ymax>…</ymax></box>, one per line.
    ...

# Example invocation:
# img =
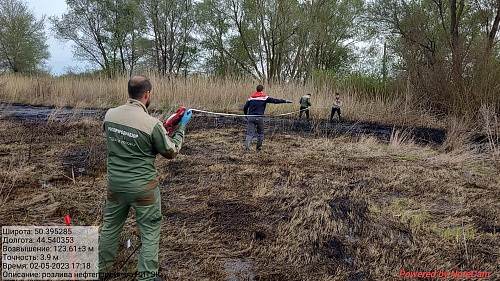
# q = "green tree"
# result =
<box><xmin>224</xmin><ymin>0</ymin><xmax>299</xmax><ymax>81</ymax></box>
<box><xmin>291</xmin><ymin>0</ymin><xmax>365</xmax><ymax>80</ymax></box>
<box><xmin>0</xmin><ymin>0</ymin><xmax>49</xmax><ymax>73</ymax></box>
<box><xmin>51</xmin><ymin>0</ymin><xmax>112</xmax><ymax>76</ymax></box>
<box><xmin>195</xmin><ymin>0</ymin><xmax>237</xmax><ymax>77</ymax></box>
<box><xmin>104</xmin><ymin>0</ymin><xmax>147</xmax><ymax>76</ymax></box>
<box><xmin>198</xmin><ymin>0</ymin><xmax>365</xmax><ymax>82</ymax></box>
<box><xmin>370</xmin><ymin>0</ymin><xmax>500</xmax><ymax>113</ymax></box>
<box><xmin>142</xmin><ymin>0</ymin><xmax>198</xmax><ymax>76</ymax></box>
<box><xmin>51</xmin><ymin>0</ymin><xmax>145</xmax><ymax>77</ymax></box>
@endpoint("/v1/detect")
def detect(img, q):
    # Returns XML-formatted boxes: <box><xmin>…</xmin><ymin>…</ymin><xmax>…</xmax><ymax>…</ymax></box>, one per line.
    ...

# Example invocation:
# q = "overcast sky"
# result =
<box><xmin>25</xmin><ymin>0</ymin><xmax>84</xmax><ymax>76</ymax></box>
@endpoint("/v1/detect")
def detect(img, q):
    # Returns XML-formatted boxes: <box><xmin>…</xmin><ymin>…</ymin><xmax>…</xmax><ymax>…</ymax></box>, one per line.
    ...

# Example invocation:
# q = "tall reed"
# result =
<box><xmin>0</xmin><ymin>73</ymin><xmax>437</xmax><ymax>127</ymax></box>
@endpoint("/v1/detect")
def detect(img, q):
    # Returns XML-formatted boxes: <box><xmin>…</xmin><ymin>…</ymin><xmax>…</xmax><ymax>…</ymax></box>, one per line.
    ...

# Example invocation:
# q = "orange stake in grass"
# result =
<box><xmin>64</xmin><ymin>215</ymin><xmax>76</xmax><ymax>281</ymax></box>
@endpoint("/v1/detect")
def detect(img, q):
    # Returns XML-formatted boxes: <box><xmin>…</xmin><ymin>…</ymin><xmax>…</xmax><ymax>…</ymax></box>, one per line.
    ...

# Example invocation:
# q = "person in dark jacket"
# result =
<box><xmin>243</xmin><ymin>85</ymin><xmax>292</xmax><ymax>152</ymax></box>
<box><xmin>330</xmin><ymin>92</ymin><xmax>342</xmax><ymax>122</ymax></box>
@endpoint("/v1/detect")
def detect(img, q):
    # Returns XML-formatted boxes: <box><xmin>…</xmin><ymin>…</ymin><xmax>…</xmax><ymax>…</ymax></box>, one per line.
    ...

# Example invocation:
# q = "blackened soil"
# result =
<box><xmin>0</xmin><ymin>102</ymin><xmax>105</xmax><ymax>121</ymax></box>
<box><xmin>189</xmin><ymin>115</ymin><xmax>447</xmax><ymax>145</ymax></box>
<box><xmin>1</xmin><ymin>103</ymin><xmax>447</xmax><ymax>145</ymax></box>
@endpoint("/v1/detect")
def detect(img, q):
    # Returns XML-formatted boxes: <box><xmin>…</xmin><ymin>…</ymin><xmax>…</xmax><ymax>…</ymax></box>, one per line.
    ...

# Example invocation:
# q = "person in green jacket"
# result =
<box><xmin>297</xmin><ymin>93</ymin><xmax>311</xmax><ymax>120</ymax></box>
<box><xmin>99</xmin><ymin>75</ymin><xmax>192</xmax><ymax>281</ymax></box>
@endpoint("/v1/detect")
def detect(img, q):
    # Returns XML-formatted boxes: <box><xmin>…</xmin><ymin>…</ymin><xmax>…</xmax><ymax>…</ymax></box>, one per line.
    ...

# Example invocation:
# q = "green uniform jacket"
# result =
<box><xmin>299</xmin><ymin>95</ymin><xmax>311</xmax><ymax>107</ymax></box>
<box><xmin>104</xmin><ymin>99</ymin><xmax>185</xmax><ymax>193</ymax></box>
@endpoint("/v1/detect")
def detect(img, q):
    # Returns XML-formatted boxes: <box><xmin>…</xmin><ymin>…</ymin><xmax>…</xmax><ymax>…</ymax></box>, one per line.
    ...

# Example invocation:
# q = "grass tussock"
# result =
<box><xmin>0</xmin><ymin>115</ymin><xmax>498</xmax><ymax>280</ymax></box>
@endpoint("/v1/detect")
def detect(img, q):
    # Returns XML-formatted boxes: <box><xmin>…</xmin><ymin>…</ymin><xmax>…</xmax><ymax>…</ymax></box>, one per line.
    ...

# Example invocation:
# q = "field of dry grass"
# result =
<box><xmin>0</xmin><ymin>109</ymin><xmax>498</xmax><ymax>280</ymax></box>
<box><xmin>0</xmin><ymin>73</ymin><xmax>442</xmax><ymax>128</ymax></box>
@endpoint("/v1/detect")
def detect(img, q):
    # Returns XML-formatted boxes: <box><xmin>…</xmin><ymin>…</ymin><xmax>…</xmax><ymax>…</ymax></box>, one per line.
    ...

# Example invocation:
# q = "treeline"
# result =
<box><xmin>49</xmin><ymin>0</ymin><xmax>367</xmax><ymax>82</ymax></box>
<box><xmin>1</xmin><ymin>0</ymin><xmax>500</xmax><ymax>115</ymax></box>
<box><xmin>371</xmin><ymin>0</ymin><xmax>500</xmax><ymax>115</ymax></box>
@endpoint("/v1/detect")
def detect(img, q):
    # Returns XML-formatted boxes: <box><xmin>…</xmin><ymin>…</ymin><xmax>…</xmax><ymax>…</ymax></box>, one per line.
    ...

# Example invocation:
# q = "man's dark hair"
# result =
<box><xmin>128</xmin><ymin>75</ymin><xmax>152</xmax><ymax>99</ymax></box>
<box><xmin>335</xmin><ymin>92</ymin><xmax>340</xmax><ymax>96</ymax></box>
<box><xmin>256</xmin><ymin>85</ymin><xmax>264</xmax><ymax>92</ymax></box>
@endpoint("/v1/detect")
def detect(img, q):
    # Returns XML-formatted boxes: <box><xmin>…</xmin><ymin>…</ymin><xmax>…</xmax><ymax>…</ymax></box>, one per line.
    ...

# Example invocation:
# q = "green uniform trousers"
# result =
<box><xmin>98</xmin><ymin>187</ymin><xmax>162</xmax><ymax>281</ymax></box>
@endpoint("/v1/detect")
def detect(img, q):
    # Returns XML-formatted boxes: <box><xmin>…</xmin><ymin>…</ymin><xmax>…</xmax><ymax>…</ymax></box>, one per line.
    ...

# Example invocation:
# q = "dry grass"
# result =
<box><xmin>0</xmin><ymin>73</ymin><xmax>442</xmax><ymax>128</ymax></box>
<box><xmin>479</xmin><ymin>105</ymin><xmax>500</xmax><ymax>162</ymax></box>
<box><xmin>0</xmin><ymin>115</ymin><xmax>498</xmax><ymax>280</ymax></box>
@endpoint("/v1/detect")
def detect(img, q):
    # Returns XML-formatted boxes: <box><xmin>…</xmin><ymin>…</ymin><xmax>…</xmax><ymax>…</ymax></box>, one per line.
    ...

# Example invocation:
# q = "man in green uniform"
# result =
<box><xmin>99</xmin><ymin>75</ymin><xmax>192</xmax><ymax>281</ymax></box>
<box><xmin>297</xmin><ymin>93</ymin><xmax>311</xmax><ymax>120</ymax></box>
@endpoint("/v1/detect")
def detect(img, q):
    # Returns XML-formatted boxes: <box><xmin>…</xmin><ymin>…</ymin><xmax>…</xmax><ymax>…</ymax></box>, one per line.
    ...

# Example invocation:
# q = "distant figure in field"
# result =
<box><xmin>297</xmin><ymin>93</ymin><xmax>311</xmax><ymax>120</ymax></box>
<box><xmin>330</xmin><ymin>92</ymin><xmax>342</xmax><ymax>122</ymax></box>
<box><xmin>243</xmin><ymin>84</ymin><xmax>292</xmax><ymax>152</ymax></box>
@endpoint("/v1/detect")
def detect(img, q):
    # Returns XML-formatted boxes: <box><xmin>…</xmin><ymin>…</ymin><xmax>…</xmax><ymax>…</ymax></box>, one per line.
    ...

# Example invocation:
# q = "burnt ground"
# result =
<box><xmin>191</xmin><ymin>115</ymin><xmax>447</xmax><ymax>146</ymax></box>
<box><xmin>0</xmin><ymin>102</ymin><xmax>447</xmax><ymax>145</ymax></box>
<box><xmin>0</xmin><ymin>105</ymin><xmax>499</xmax><ymax>280</ymax></box>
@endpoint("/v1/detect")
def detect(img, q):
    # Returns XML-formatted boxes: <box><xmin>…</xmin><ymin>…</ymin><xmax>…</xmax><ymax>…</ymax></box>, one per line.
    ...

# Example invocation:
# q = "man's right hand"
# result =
<box><xmin>180</xmin><ymin>109</ymin><xmax>192</xmax><ymax>125</ymax></box>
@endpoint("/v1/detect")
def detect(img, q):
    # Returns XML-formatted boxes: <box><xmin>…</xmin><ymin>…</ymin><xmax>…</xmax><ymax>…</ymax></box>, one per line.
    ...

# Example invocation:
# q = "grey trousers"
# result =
<box><xmin>246</xmin><ymin>116</ymin><xmax>264</xmax><ymax>142</ymax></box>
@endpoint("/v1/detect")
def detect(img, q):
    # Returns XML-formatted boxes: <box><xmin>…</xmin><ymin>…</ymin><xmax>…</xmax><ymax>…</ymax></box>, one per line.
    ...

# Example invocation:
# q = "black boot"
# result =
<box><xmin>245</xmin><ymin>140</ymin><xmax>251</xmax><ymax>152</ymax></box>
<box><xmin>256</xmin><ymin>139</ymin><xmax>263</xmax><ymax>151</ymax></box>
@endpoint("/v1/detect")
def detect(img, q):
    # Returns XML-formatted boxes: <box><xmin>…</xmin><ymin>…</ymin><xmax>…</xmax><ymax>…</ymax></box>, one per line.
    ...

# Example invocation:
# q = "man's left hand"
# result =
<box><xmin>180</xmin><ymin>109</ymin><xmax>193</xmax><ymax>125</ymax></box>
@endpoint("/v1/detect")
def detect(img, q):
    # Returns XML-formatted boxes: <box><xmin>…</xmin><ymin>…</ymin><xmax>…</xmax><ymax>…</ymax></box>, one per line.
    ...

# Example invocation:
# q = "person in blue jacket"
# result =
<box><xmin>243</xmin><ymin>84</ymin><xmax>292</xmax><ymax>152</ymax></box>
